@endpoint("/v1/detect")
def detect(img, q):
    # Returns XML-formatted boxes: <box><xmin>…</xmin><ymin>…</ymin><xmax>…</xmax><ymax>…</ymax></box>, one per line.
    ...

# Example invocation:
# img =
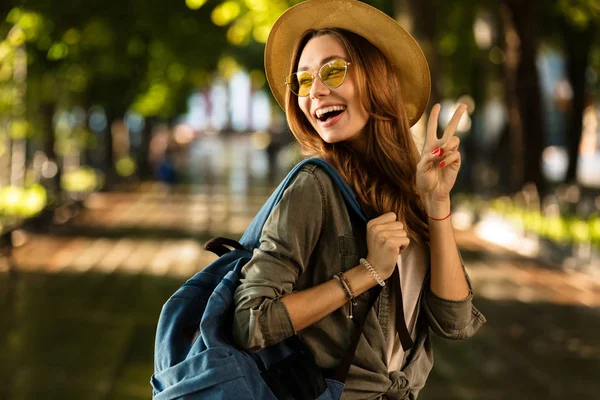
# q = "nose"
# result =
<box><xmin>309</xmin><ymin>75</ymin><xmax>330</xmax><ymax>99</ymax></box>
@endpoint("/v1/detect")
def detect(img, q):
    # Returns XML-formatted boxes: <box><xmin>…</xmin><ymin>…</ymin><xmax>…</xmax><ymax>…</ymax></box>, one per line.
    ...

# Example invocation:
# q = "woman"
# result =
<box><xmin>233</xmin><ymin>0</ymin><xmax>486</xmax><ymax>398</ymax></box>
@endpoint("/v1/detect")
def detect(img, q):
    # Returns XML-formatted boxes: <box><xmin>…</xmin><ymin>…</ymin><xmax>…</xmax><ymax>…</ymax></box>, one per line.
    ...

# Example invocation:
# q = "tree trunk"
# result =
<box><xmin>0</xmin><ymin>1</ymin><xmax>13</xmax><ymax>19</ymax></box>
<box><xmin>103</xmin><ymin>109</ymin><xmax>118</xmax><ymax>188</ymax></box>
<box><xmin>562</xmin><ymin>21</ymin><xmax>597</xmax><ymax>184</ymax></box>
<box><xmin>40</xmin><ymin>103</ymin><xmax>61</xmax><ymax>194</ymax></box>
<box><xmin>501</xmin><ymin>0</ymin><xmax>546</xmax><ymax>193</ymax></box>
<box><xmin>500</xmin><ymin>5</ymin><xmax>525</xmax><ymax>192</ymax></box>
<box><xmin>138</xmin><ymin>117</ymin><xmax>154</xmax><ymax>181</ymax></box>
<box><xmin>402</xmin><ymin>0</ymin><xmax>442</xmax><ymax>107</ymax></box>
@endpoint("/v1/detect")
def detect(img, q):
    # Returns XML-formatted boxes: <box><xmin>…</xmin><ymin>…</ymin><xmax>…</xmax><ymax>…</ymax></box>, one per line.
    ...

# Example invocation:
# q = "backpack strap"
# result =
<box><xmin>239</xmin><ymin>157</ymin><xmax>366</xmax><ymax>250</ymax></box>
<box><xmin>204</xmin><ymin>237</ymin><xmax>244</xmax><ymax>257</ymax></box>
<box><xmin>333</xmin><ymin>285</ymin><xmax>382</xmax><ymax>383</ymax></box>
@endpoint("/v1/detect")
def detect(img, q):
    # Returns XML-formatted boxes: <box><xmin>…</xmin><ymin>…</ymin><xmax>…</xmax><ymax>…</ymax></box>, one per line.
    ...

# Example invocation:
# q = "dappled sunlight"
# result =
<box><xmin>475</xmin><ymin>214</ymin><xmax>541</xmax><ymax>258</ymax></box>
<box><xmin>466</xmin><ymin>259</ymin><xmax>600</xmax><ymax>307</ymax></box>
<box><xmin>11</xmin><ymin>233</ymin><xmax>218</xmax><ymax>278</ymax></box>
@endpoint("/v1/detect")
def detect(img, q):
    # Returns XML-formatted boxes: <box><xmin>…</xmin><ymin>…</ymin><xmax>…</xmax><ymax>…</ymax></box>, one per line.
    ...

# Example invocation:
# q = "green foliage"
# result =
<box><xmin>188</xmin><ymin>0</ymin><xmax>295</xmax><ymax>46</ymax></box>
<box><xmin>61</xmin><ymin>167</ymin><xmax>103</xmax><ymax>193</ymax></box>
<box><xmin>116</xmin><ymin>156</ymin><xmax>136</xmax><ymax>177</ymax></box>
<box><xmin>487</xmin><ymin>196</ymin><xmax>600</xmax><ymax>247</ymax></box>
<box><xmin>0</xmin><ymin>184</ymin><xmax>47</xmax><ymax>217</ymax></box>
<box><xmin>9</xmin><ymin>118</ymin><xmax>29</xmax><ymax>139</ymax></box>
<box><xmin>1</xmin><ymin>0</ymin><xmax>232</xmax><ymax>122</ymax></box>
<box><xmin>557</xmin><ymin>0</ymin><xmax>600</xmax><ymax>29</ymax></box>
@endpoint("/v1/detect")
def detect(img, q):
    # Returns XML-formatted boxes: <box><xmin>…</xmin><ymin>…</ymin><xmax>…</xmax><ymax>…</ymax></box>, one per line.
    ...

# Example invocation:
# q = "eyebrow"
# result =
<box><xmin>298</xmin><ymin>56</ymin><xmax>346</xmax><ymax>72</ymax></box>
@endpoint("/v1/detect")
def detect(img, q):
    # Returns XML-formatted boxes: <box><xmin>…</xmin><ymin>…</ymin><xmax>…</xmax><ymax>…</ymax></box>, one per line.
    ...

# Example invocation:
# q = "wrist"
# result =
<box><xmin>360</xmin><ymin>258</ymin><xmax>386</xmax><ymax>286</ymax></box>
<box><xmin>345</xmin><ymin>262</ymin><xmax>380</xmax><ymax>296</ymax></box>
<box><xmin>421</xmin><ymin>196</ymin><xmax>451</xmax><ymax>218</ymax></box>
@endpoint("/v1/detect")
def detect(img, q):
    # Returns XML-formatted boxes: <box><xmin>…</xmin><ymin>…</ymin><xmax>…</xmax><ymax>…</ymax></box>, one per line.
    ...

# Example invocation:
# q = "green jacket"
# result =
<box><xmin>233</xmin><ymin>164</ymin><xmax>486</xmax><ymax>399</ymax></box>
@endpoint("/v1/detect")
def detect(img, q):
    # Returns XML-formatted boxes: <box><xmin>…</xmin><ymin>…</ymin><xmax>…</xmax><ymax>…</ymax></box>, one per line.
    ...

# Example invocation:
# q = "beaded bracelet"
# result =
<box><xmin>359</xmin><ymin>258</ymin><xmax>386</xmax><ymax>287</ymax></box>
<box><xmin>333</xmin><ymin>272</ymin><xmax>357</xmax><ymax>319</ymax></box>
<box><xmin>339</xmin><ymin>273</ymin><xmax>357</xmax><ymax>302</ymax></box>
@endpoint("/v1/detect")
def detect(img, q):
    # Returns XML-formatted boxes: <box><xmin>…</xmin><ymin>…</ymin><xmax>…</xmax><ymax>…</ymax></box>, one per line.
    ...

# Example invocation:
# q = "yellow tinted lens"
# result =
<box><xmin>286</xmin><ymin>72</ymin><xmax>313</xmax><ymax>96</ymax></box>
<box><xmin>321</xmin><ymin>59</ymin><xmax>347</xmax><ymax>87</ymax></box>
<box><xmin>295</xmin><ymin>71</ymin><xmax>313</xmax><ymax>96</ymax></box>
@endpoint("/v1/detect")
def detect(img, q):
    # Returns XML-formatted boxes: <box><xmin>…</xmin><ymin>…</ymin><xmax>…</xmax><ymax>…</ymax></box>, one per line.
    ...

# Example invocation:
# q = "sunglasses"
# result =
<box><xmin>285</xmin><ymin>58</ymin><xmax>351</xmax><ymax>97</ymax></box>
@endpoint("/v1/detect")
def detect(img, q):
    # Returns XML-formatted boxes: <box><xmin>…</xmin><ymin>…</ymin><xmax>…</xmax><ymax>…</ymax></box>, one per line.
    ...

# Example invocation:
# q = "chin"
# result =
<box><xmin>317</xmin><ymin>133</ymin><xmax>344</xmax><ymax>144</ymax></box>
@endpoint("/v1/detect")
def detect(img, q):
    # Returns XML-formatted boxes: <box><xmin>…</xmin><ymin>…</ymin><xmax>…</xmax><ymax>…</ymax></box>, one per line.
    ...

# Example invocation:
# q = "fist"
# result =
<box><xmin>365</xmin><ymin>212</ymin><xmax>410</xmax><ymax>280</ymax></box>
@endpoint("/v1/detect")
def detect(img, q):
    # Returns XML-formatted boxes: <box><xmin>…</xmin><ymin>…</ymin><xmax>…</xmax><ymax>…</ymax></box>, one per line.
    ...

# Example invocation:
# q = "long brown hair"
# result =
<box><xmin>286</xmin><ymin>28</ymin><xmax>429</xmax><ymax>243</ymax></box>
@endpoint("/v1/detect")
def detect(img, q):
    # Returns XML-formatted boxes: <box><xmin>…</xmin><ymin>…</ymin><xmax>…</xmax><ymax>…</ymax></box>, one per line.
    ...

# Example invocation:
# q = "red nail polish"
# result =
<box><xmin>439</xmin><ymin>149</ymin><xmax>445</xmax><ymax>157</ymax></box>
<box><xmin>432</xmin><ymin>147</ymin><xmax>440</xmax><ymax>155</ymax></box>
<box><xmin>439</xmin><ymin>161</ymin><xmax>446</xmax><ymax>168</ymax></box>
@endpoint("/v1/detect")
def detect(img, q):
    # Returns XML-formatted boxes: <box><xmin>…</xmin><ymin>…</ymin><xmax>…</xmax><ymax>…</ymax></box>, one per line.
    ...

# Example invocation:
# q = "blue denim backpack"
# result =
<box><xmin>151</xmin><ymin>157</ymin><xmax>379</xmax><ymax>399</ymax></box>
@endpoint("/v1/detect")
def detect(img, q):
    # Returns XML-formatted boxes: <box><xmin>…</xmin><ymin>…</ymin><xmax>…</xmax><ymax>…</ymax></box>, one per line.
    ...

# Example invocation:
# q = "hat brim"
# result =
<box><xmin>265</xmin><ymin>0</ymin><xmax>431</xmax><ymax>127</ymax></box>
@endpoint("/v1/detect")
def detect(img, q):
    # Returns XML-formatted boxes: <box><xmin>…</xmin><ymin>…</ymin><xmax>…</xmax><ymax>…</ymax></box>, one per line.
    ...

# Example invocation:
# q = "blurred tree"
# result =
<box><xmin>6</xmin><ymin>0</ymin><xmax>596</xmax><ymax>195</ymax></box>
<box><xmin>395</xmin><ymin>0</ymin><xmax>488</xmax><ymax>191</ymax></box>
<box><xmin>2</xmin><ymin>0</ymin><xmax>230</xmax><ymax>184</ymax></box>
<box><xmin>195</xmin><ymin>0</ymin><xmax>394</xmax><ymax>97</ymax></box>
<box><xmin>539</xmin><ymin>0</ymin><xmax>600</xmax><ymax>184</ymax></box>
<box><xmin>499</xmin><ymin>0</ymin><xmax>547</xmax><ymax>193</ymax></box>
<box><xmin>401</xmin><ymin>0</ymin><xmax>443</xmax><ymax>106</ymax></box>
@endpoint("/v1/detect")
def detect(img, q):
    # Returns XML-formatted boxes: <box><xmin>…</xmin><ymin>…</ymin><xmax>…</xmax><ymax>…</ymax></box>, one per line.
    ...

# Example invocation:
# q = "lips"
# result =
<box><xmin>313</xmin><ymin>103</ymin><xmax>347</xmax><ymax>119</ymax></box>
<box><xmin>317</xmin><ymin>109</ymin><xmax>346</xmax><ymax>128</ymax></box>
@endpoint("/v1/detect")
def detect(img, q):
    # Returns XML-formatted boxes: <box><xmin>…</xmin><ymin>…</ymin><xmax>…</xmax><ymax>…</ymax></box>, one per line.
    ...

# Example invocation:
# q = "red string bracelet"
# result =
<box><xmin>425</xmin><ymin>211</ymin><xmax>451</xmax><ymax>221</ymax></box>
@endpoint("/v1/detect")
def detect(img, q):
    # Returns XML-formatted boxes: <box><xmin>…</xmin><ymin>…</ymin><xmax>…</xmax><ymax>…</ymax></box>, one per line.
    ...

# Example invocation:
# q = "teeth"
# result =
<box><xmin>315</xmin><ymin>105</ymin><xmax>346</xmax><ymax>119</ymax></box>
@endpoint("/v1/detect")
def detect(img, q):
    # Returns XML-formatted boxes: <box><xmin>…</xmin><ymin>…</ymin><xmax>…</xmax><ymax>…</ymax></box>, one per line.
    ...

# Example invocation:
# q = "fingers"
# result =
<box><xmin>441</xmin><ymin>104</ymin><xmax>467</xmax><ymax>142</ymax></box>
<box><xmin>423</xmin><ymin>103</ymin><xmax>466</xmax><ymax>153</ymax></box>
<box><xmin>369</xmin><ymin>219</ymin><xmax>406</xmax><ymax>233</ymax></box>
<box><xmin>368</xmin><ymin>213</ymin><xmax>408</xmax><ymax>240</ymax></box>
<box><xmin>441</xmin><ymin>136</ymin><xmax>460</xmax><ymax>153</ymax></box>
<box><xmin>378</xmin><ymin>233</ymin><xmax>410</xmax><ymax>253</ymax></box>
<box><xmin>439</xmin><ymin>149</ymin><xmax>461</xmax><ymax>169</ymax></box>
<box><xmin>378</xmin><ymin>229</ymin><xmax>408</xmax><ymax>238</ymax></box>
<box><xmin>419</xmin><ymin>145</ymin><xmax>445</xmax><ymax>167</ymax></box>
<box><xmin>367</xmin><ymin>212</ymin><xmax>397</xmax><ymax>227</ymax></box>
<box><xmin>424</xmin><ymin>103</ymin><xmax>441</xmax><ymax>152</ymax></box>
<box><xmin>365</xmin><ymin>213</ymin><xmax>411</xmax><ymax>277</ymax></box>
<box><xmin>417</xmin><ymin>136</ymin><xmax>457</xmax><ymax>173</ymax></box>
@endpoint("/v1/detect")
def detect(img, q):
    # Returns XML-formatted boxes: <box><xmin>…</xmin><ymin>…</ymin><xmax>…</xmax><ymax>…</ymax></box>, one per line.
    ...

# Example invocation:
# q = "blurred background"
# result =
<box><xmin>0</xmin><ymin>0</ymin><xmax>599</xmax><ymax>399</ymax></box>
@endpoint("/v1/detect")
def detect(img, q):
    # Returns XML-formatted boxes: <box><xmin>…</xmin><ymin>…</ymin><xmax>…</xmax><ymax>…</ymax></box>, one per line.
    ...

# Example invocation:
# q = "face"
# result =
<box><xmin>296</xmin><ymin>35</ymin><xmax>369</xmax><ymax>146</ymax></box>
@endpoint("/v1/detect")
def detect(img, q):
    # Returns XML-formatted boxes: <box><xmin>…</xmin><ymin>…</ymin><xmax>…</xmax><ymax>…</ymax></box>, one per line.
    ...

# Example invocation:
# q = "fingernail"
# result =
<box><xmin>439</xmin><ymin>149</ymin><xmax>445</xmax><ymax>157</ymax></box>
<box><xmin>432</xmin><ymin>147</ymin><xmax>440</xmax><ymax>155</ymax></box>
<box><xmin>439</xmin><ymin>161</ymin><xmax>446</xmax><ymax>168</ymax></box>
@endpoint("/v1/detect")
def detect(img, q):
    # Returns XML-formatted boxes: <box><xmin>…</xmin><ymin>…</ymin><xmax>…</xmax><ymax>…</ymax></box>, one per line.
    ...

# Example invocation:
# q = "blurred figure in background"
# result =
<box><xmin>156</xmin><ymin>147</ymin><xmax>178</xmax><ymax>187</ymax></box>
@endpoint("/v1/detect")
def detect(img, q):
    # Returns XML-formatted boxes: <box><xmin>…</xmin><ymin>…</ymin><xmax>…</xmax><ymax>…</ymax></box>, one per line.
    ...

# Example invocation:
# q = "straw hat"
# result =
<box><xmin>264</xmin><ymin>0</ymin><xmax>431</xmax><ymax>127</ymax></box>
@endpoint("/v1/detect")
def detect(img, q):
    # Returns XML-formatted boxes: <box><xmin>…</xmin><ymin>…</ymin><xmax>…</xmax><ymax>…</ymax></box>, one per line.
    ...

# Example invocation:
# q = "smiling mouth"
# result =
<box><xmin>315</xmin><ymin>105</ymin><xmax>347</xmax><ymax>122</ymax></box>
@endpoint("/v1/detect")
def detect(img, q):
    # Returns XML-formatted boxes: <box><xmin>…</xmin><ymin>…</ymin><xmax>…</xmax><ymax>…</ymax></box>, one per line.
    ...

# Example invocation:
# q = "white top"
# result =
<box><xmin>386</xmin><ymin>242</ymin><xmax>428</xmax><ymax>372</ymax></box>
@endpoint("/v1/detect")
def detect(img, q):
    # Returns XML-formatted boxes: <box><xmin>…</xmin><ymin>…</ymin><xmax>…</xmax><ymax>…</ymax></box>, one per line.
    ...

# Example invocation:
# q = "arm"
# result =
<box><xmin>423</xmin><ymin>198</ymin><xmax>469</xmax><ymax>301</ymax></box>
<box><xmin>421</xmin><ymin>197</ymin><xmax>486</xmax><ymax>339</ymax></box>
<box><xmin>233</xmin><ymin>169</ymin><xmax>408</xmax><ymax>351</ymax></box>
<box><xmin>416</xmin><ymin>104</ymin><xmax>486</xmax><ymax>339</ymax></box>
<box><xmin>235</xmin><ymin>266</ymin><xmax>376</xmax><ymax>351</ymax></box>
<box><xmin>232</xmin><ymin>170</ymin><xmax>381</xmax><ymax>351</ymax></box>
<box><xmin>284</xmin><ymin>207</ymin><xmax>412</xmax><ymax>331</ymax></box>
<box><xmin>280</xmin><ymin>263</ymin><xmax>378</xmax><ymax>332</ymax></box>
<box><xmin>417</xmin><ymin>104</ymin><xmax>470</xmax><ymax>301</ymax></box>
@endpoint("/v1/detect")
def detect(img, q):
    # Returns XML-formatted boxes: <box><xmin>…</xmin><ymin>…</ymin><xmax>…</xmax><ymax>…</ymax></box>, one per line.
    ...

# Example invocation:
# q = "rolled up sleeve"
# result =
<box><xmin>423</xmin><ymin>264</ymin><xmax>487</xmax><ymax>340</ymax></box>
<box><xmin>232</xmin><ymin>170</ymin><xmax>325</xmax><ymax>352</ymax></box>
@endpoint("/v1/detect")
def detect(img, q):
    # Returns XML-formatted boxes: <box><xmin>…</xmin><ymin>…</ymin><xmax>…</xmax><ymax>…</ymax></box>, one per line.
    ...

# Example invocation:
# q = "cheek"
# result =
<box><xmin>298</xmin><ymin>98</ymin><xmax>311</xmax><ymax>120</ymax></box>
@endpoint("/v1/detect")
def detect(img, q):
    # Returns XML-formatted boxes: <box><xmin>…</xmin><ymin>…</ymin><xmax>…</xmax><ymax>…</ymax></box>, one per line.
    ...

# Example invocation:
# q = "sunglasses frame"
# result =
<box><xmin>285</xmin><ymin>59</ymin><xmax>352</xmax><ymax>97</ymax></box>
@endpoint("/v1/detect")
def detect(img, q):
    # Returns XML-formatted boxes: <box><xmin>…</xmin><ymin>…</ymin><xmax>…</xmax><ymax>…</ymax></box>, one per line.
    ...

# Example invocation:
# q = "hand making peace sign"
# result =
<box><xmin>416</xmin><ymin>103</ymin><xmax>467</xmax><ymax>209</ymax></box>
